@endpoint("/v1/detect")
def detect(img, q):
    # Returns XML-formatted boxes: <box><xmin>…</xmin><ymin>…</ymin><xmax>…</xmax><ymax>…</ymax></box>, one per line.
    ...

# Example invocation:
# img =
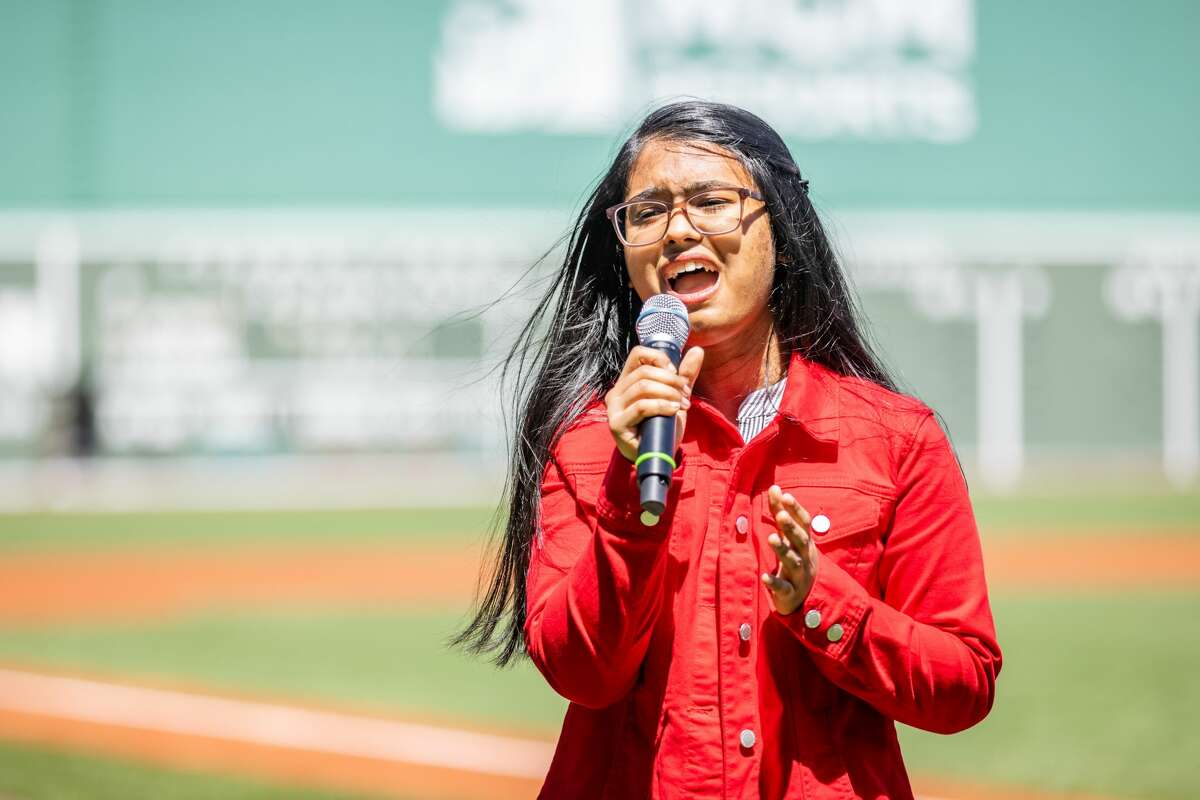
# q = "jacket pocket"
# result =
<box><xmin>760</xmin><ymin>485</ymin><xmax>883</xmax><ymax>585</ymax></box>
<box><xmin>563</xmin><ymin>458</ymin><xmax>698</xmax><ymax>516</ymax></box>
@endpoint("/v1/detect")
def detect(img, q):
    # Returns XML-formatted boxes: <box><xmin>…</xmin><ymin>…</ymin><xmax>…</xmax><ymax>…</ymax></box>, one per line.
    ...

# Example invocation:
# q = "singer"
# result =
<box><xmin>457</xmin><ymin>101</ymin><xmax>1002</xmax><ymax>799</ymax></box>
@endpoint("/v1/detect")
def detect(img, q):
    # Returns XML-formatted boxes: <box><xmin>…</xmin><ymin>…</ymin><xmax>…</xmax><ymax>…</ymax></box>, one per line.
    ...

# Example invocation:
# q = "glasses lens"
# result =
<box><xmin>686</xmin><ymin>190</ymin><xmax>743</xmax><ymax>235</ymax></box>
<box><xmin>617</xmin><ymin>202</ymin><xmax>669</xmax><ymax>245</ymax></box>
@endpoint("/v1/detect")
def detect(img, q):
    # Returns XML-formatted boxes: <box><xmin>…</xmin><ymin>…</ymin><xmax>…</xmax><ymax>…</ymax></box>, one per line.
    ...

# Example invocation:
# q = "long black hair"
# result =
<box><xmin>453</xmin><ymin>100</ymin><xmax>897</xmax><ymax>666</ymax></box>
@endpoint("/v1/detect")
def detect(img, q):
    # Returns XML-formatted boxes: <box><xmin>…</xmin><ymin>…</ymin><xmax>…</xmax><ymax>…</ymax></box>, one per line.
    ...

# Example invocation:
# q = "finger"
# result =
<box><xmin>611</xmin><ymin>365</ymin><xmax>689</xmax><ymax>405</ymax></box>
<box><xmin>761</xmin><ymin>571</ymin><xmax>795</xmax><ymax>597</ymax></box>
<box><xmin>783</xmin><ymin>493</ymin><xmax>817</xmax><ymax>564</ymax></box>
<box><xmin>767</xmin><ymin>533</ymin><xmax>805</xmax><ymax>574</ymax></box>
<box><xmin>775</xmin><ymin>508</ymin><xmax>811</xmax><ymax>557</ymax></box>
<box><xmin>622</xmin><ymin>364</ymin><xmax>690</xmax><ymax>391</ymax></box>
<box><xmin>618</xmin><ymin>378</ymin><xmax>686</xmax><ymax>409</ymax></box>
<box><xmin>615</xmin><ymin>397</ymin><xmax>682</xmax><ymax>431</ymax></box>
<box><xmin>768</xmin><ymin>485</ymin><xmax>799</xmax><ymax>547</ymax></box>
<box><xmin>767</xmin><ymin>484</ymin><xmax>784</xmax><ymax>518</ymax></box>
<box><xmin>625</xmin><ymin>345</ymin><xmax>675</xmax><ymax>374</ymax></box>
<box><xmin>781</xmin><ymin>492</ymin><xmax>812</xmax><ymax>528</ymax></box>
<box><xmin>767</xmin><ymin>532</ymin><xmax>789</xmax><ymax>559</ymax></box>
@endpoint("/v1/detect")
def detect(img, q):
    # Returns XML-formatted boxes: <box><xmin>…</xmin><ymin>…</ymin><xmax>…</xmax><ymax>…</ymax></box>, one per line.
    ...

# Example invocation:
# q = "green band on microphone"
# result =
<box><xmin>635</xmin><ymin>451</ymin><xmax>677</xmax><ymax>471</ymax></box>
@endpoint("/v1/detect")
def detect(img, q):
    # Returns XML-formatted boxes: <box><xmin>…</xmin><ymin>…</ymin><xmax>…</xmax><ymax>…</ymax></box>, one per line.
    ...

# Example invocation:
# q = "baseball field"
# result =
<box><xmin>0</xmin><ymin>487</ymin><xmax>1197</xmax><ymax>800</ymax></box>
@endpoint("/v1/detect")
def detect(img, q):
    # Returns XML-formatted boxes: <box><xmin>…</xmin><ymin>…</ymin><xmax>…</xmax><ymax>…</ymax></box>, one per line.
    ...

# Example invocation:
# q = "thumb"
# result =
<box><xmin>679</xmin><ymin>345</ymin><xmax>704</xmax><ymax>386</ymax></box>
<box><xmin>674</xmin><ymin>405</ymin><xmax>689</xmax><ymax>451</ymax></box>
<box><xmin>674</xmin><ymin>346</ymin><xmax>704</xmax><ymax>450</ymax></box>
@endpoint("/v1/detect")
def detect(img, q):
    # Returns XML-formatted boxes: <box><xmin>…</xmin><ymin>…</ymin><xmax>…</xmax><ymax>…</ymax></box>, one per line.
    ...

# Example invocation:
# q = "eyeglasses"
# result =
<box><xmin>606</xmin><ymin>187</ymin><xmax>765</xmax><ymax>247</ymax></box>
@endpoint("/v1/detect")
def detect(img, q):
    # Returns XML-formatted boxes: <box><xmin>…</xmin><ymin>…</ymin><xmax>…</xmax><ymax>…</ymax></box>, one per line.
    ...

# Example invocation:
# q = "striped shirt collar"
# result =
<box><xmin>736</xmin><ymin>376</ymin><xmax>787</xmax><ymax>444</ymax></box>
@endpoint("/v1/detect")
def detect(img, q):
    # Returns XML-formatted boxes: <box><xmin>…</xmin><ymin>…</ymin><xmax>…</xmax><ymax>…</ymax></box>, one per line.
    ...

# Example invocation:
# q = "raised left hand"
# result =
<box><xmin>760</xmin><ymin>484</ymin><xmax>820</xmax><ymax>615</ymax></box>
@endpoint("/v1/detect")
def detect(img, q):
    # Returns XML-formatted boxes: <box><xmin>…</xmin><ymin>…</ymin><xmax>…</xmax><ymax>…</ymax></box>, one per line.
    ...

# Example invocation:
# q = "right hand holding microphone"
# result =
<box><xmin>605</xmin><ymin>344</ymin><xmax>705</xmax><ymax>464</ymax></box>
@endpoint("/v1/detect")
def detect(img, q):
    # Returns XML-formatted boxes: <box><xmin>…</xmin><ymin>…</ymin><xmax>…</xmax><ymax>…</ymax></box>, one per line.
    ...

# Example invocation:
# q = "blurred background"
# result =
<box><xmin>0</xmin><ymin>1</ymin><xmax>1197</xmax><ymax>798</ymax></box>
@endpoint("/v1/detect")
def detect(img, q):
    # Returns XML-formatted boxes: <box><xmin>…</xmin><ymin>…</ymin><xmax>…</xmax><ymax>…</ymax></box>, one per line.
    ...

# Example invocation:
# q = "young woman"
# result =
<box><xmin>457</xmin><ymin>101</ymin><xmax>1002</xmax><ymax>799</ymax></box>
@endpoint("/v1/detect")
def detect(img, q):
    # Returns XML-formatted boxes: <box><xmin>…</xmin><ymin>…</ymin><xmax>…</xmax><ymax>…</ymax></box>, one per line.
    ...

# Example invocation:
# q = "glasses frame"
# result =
<box><xmin>605</xmin><ymin>187</ymin><xmax>766</xmax><ymax>247</ymax></box>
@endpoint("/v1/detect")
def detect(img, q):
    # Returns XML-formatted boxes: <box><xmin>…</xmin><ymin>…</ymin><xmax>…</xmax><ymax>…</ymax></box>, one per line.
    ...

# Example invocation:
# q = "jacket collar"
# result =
<box><xmin>777</xmin><ymin>351</ymin><xmax>840</xmax><ymax>444</ymax></box>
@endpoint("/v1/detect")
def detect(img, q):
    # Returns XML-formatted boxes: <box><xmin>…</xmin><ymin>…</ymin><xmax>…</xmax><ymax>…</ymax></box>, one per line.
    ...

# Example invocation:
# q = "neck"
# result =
<box><xmin>693</xmin><ymin>315</ymin><xmax>786</xmax><ymax>422</ymax></box>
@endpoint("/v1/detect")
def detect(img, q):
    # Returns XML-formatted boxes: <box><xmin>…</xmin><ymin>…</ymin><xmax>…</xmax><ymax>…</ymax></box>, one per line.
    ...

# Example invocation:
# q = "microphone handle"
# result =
<box><xmin>636</xmin><ymin>339</ymin><xmax>683</xmax><ymax>525</ymax></box>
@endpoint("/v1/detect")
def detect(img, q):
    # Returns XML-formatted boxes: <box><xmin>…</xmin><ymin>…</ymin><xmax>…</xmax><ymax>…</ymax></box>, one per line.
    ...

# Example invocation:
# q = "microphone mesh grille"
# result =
<box><xmin>636</xmin><ymin>294</ymin><xmax>690</xmax><ymax>347</ymax></box>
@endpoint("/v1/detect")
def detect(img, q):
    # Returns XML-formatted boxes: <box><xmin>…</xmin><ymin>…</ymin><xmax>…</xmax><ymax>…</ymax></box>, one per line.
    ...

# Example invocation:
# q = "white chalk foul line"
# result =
<box><xmin>0</xmin><ymin>669</ymin><xmax>961</xmax><ymax>799</ymax></box>
<box><xmin>0</xmin><ymin>668</ymin><xmax>554</xmax><ymax>781</ymax></box>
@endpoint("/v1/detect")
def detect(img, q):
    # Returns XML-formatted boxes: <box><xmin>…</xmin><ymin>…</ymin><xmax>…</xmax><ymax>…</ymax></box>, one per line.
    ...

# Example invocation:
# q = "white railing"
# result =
<box><xmin>1</xmin><ymin>210</ymin><xmax>1197</xmax><ymax>490</ymax></box>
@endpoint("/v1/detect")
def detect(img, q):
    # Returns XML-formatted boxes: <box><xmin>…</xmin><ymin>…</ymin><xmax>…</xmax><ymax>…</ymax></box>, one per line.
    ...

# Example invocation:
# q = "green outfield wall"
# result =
<box><xmin>0</xmin><ymin>2</ymin><xmax>1197</xmax><ymax>489</ymax></box>
<box><xmin>1</xmin><ymin>0</ymin><xmax>1197</xmax><ymax>210</ymax></box>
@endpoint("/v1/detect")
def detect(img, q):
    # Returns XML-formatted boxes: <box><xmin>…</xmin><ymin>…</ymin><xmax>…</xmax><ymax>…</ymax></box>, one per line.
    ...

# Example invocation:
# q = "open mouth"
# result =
<box><xmin>667</xmin><ymin>261</ymin><xmax>720</xmax><ymax>299</ymax></box>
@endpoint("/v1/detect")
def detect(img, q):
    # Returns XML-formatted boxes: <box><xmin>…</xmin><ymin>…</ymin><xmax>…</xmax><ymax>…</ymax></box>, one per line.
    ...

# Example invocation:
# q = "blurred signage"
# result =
<box><xmin>3</xmin><ymin>210</ymin><xmax>1199</xmax><ymax>489</ymax></box>
<box><xmin>435</xmin><ymin>0</ymin><xmax>976</xmax><ymax>142</ymax></box>
<box><xmin>85</xmin><ymin>226</ymin><xmax>532</xmax><ymax>455</ymax></box>
<box><xmin>0</xmin><ymin>278</ymin><xmax>44</xmax><ymax>444</ymax></box>
<box><xmin>0</xmin><ymin>215</ymin><xmax>555</xmax><ymax>457</ymax></box>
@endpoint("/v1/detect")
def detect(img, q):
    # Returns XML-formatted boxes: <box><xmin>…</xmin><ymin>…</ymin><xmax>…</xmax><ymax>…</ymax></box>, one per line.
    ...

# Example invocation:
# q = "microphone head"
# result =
<box><xmin>636</xmin><ymin>294</ymin><xmax>690</xmax><ymax>348</ymax></box>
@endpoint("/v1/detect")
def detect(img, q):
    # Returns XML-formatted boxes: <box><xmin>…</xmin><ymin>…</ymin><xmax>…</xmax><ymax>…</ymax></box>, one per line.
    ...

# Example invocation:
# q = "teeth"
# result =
<box><xmin>670</xmin><ymin>262</ymin><xmax>714</xmax><ymax>280</ymax></box>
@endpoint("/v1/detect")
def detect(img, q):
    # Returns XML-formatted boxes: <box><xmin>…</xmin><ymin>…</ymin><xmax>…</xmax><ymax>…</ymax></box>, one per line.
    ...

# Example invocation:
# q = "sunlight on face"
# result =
<box><xmin>623</xmin><ymin>138</ymin><xmax>775</xmax><ymax>350</ymax></box>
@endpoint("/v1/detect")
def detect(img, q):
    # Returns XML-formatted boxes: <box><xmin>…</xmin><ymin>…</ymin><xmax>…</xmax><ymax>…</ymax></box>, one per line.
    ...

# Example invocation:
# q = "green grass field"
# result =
<box><xmin>0</xmin><ymin>507</ymin><xmax>496</xmax><ymax>554</ymax></box>
<box><xmin>0</xmin><ymin>487</ymin><xmax>1196</xmax><ymax>557</ymax></box>
<box><xmin>0</xmin><ymin>490</ymin><xmax>1197</xmax><ymax>799</ymax></box>
<box><xmin>0</xmin><ymin>739</ymin><xmax>387</xmax><ymax>800</ymax></box>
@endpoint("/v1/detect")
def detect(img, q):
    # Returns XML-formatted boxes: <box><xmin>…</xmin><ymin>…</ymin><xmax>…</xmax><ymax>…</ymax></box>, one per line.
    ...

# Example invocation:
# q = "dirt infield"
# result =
<box><xmin>0</xmin><ymin>545</ymin><xmax>470</xmax><ymax>623</ymax></box>
<box><xmin>0</xmin><ymin>707</ymin><xmax>544</xmax><ymax>800</ymax></box>
<box><xmin>2</xmin><ymin>530</ymin><xmax>1192</xmax><ymax>799</ymax></box>
<box><xmin>0</xmin><ymin>667</ymin><xmax>1112</xmax><ymax>800</ymax></box>
<box><xmin>0</xmin><ymin>667</ymin><xmax>549</xmax><ymax>800</ymax></box>
<box><xmin>1</xmin><ymin>530</ymin><xmax>1197</xmax><ymax>624</ymax></box>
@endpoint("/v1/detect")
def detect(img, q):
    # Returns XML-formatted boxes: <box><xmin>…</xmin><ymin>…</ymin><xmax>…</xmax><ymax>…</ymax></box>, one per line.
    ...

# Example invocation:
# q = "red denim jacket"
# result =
<box><xmin>525</xmin><ymin>353</ymin><xmax>1002</xmax><ymax>799</ymax></box>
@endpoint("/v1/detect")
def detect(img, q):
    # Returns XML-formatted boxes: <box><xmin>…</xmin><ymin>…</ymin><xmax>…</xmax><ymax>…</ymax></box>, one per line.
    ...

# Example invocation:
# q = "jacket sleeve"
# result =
<box><xmin>776</xmin><ymin>411</ymin><xmax>1003</xmax><ymax>734</ymax></box>
<box><xmin>523</xmin><ymin>447</ymin><xmax>673</xmax><ymax>709</ymax></box>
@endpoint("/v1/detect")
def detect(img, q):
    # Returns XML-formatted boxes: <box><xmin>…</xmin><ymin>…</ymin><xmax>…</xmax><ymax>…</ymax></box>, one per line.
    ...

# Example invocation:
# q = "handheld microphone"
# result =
<box><xmin>634</xmin><ymin>294</ymin><xmax>691</xmax><ymax>526</ymax></box>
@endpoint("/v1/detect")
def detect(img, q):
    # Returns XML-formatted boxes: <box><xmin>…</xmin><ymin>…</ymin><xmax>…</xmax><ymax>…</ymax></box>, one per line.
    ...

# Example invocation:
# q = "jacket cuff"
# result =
<box><xmin>776</xmin><ymin>556</ymin><xmax>870</xmax><ymax>662</ymax></box>
<box><xmin>596</xmin><ymin>448</ymin><xmax>680</xmax><ymax>536</ymax></box>
<box><xmin>595</xmin><ymin>449</ymin><xmax>647</xmax><ymax>530</ymax></box>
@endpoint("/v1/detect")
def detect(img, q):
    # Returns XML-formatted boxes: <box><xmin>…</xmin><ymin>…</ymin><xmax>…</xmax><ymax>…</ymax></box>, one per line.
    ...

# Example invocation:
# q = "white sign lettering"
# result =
<box><xmin>435</xmin><ymin>0</ymin><xmax>977</xmax><ymax>142</ymax></box>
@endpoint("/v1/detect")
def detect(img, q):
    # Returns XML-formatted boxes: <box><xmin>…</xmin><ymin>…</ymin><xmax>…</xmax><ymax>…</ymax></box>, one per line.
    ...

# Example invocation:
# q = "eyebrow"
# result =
<box><xmin>625</xmin><ymin>180</ymin><xmax>739</xmax><ymax>203</ymax></box>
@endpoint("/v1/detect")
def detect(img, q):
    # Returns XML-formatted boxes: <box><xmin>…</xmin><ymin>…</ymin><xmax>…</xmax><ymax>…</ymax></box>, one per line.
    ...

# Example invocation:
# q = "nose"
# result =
<box><xmin>663</xmin><ymin>205</ymin><xmax>701</xmax><ymax>246</ymax></box>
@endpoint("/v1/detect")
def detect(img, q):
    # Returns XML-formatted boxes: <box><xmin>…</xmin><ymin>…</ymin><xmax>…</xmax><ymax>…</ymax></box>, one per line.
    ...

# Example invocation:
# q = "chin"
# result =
<box><xmin>683</xmin><ymin>314</ymin><xmax>724</xmax><ymax>347</ymax></box>
<box><xmin>687</xmin><ymin>302</ymin><xmax>772</xmax><ymax>347</ymax></box>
